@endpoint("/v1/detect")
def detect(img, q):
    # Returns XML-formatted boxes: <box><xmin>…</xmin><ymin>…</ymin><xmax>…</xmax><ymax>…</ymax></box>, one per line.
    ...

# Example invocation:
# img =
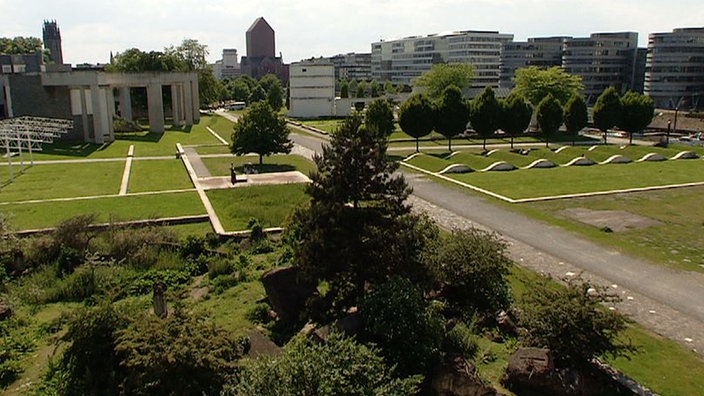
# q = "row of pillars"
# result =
<box><xmin>76</xmin><ymin>78</ymin><xmax>200</xmax><ymax>144</ymax></box>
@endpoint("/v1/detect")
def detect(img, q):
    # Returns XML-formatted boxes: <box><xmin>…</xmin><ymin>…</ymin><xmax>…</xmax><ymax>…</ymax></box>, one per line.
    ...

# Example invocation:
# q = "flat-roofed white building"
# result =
<box><xmin>371</xmin><ymin>30</ymin><xmax>513</xmax><ymax>89</ymax></box>
<box><xmin>645</xmin><ymin>27</ymin><xmax>704</xmax><ymax>110</ymax></box>
<box><xmin>288</xmin><ymin>62</ymin><xmax>335</xmax><ymax>118</ymax></box>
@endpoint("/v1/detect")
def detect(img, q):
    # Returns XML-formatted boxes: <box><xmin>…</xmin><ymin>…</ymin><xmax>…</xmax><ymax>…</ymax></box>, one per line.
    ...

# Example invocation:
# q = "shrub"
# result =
<box><xmin>127</xmin><ymin>269</ymin><xmax>192</xmax><ymax>296</ymax></box>
<box><xmin>245</xmin><ymin>303</ymin><xmax>271</xmax><ymax>324</ymax></box>
<box><xmin>207</xmin><ymin>258</ymin><xmax>233</xmax><ymax>279</ymax></box>
<box><xmin>424</xmin><ymin>228</ymin><xmax>512</xmax><ymax>313</ymax></box>
<box><xmin>228</xmin><ymin>332</ymin><xmax>422</xmax><ymax>396</ymax></box>
<box><xmin>518</xmin><ymin>277</ymin><xmax>636</xmax><ymax>368</ymax></box>
<box><xmin>445</xmin><ymin>322</ymin><xmax>479</xmax><ymax>359</ymax></box>
<box><xmin>361</xmin><ymin>277</ymin><xmax>444</xmax><ymax>376</ymax></box>
<box><xmin>115</xmin><ymin>307</ymin><xmax>245</xmax><ymax>395</ymax></box>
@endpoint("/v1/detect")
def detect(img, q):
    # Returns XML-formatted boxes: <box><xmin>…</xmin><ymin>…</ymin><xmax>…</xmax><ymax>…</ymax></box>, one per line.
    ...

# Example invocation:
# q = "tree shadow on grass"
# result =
<box><xmin>115</xmin><ymin>132</ymin><xmax>163</xmax><ymax>143</ymax></box>
<box><xmin>236</xmin><ymin>163</ymin><xmax>296</xmax><ymax>174</ymax></box>
<box><xmin>40</xmin><ymin>140</ymin><xmax>103</xmax><ymax>157</ymax></box>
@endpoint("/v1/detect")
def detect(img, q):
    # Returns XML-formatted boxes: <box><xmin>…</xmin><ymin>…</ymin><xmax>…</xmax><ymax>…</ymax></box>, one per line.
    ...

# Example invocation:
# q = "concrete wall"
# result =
<box><xmin>6</xmin><ymin>74</ymin><xmax>82</xmax><ymax>139</ymax></box>
<box><xmin>288</xmin><ymin>63</ymin><xmax>335</xmax><ymax>118</ymax></box>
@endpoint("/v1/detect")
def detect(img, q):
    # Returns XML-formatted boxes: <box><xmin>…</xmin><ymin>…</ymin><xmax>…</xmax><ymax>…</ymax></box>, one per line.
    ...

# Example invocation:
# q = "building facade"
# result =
<box><xmin>212</xmin><ymin>49</ymin><xmax>241</xmax><ymax>80</ymax></box>
<box><xmin>499</xmin><ymin>37</ymin><xmax>569</xmax><ymax>89</ymax></box>
<box><xmin>328</xmin><ymin>53</ymin><xmax>372</xmax><ymax>81</ymax></box>
<box><xmin>562</xmin><ymin>32</ymin><xmax>643</xmax><ymax>103</ymax></box>
<box><xmin>645</xmin><ymin>27</ymin><xmax>704</xmax><ymax>110</ymax></box>
<box><xmin>371</xmin><ymin>30</ymin><xmax>513</xmax><ymax>88</ymax></box>
<box><xmin>240</xmin><ymin>17</ymin><xmax>288</xmax><ymax>82</ymax></box>
<box><xmin>288</xmin><ymin>62</ymin><xmax>335</xmax><ymax>118</ymax></box>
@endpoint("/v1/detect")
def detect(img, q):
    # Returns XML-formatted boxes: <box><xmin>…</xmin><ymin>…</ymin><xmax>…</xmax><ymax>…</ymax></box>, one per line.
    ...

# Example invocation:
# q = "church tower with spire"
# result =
<box><xmin>42</xmin><ymin>20</ymin><xmax>64</xmax><ymax>64</ymax></box>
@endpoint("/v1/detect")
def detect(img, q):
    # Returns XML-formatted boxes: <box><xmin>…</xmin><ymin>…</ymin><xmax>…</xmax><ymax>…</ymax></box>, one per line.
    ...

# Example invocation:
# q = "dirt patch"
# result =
<box><xmin>558</xmin><ymin>208</ymin><xmax>663</xmax><ymax>232</ymax></box>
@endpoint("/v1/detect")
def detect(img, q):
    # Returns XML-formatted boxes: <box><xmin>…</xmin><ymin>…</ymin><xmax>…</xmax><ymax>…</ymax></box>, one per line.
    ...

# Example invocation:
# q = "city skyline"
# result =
<box><xmin>1</xmin><ymin>0</ymin><xmax>702</xmax><ymax>65</ymax></box>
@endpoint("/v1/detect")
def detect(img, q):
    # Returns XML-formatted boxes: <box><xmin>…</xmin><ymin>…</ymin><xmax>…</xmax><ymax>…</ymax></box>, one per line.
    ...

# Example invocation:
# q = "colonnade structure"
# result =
<box><xmin>40</xmin><ymin>71</ymin><xmax>199</xmax><ymax>144</ymax></box>
<box><xmin>0</xmin><ymin>116</ymin><xmax>72</xmax><ymax>188</ymax></box>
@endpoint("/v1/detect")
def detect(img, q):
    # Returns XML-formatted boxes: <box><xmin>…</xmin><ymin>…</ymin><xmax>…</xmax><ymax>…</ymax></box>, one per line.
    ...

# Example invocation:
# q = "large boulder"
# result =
<box><xmin>312</xmin><ymin>311</ymin><xmax>363</xmax><ymax>342</ymax></box>
<box><xmin>247</xmin><ymin>330</ymin><xmax>282</xmax><ymax>358</ymax></box>
<box><xmin>431</xmin><ymin>355</ymin><xmax>498</xmax><ymax>396</ymax></box>
<box><xmin>261</xmin><ymin>267</ymin><xmax>316</xmax><ymax>323</ymax></box>
<box><xmin>0</xmin><ymin>301</ymin><xmax>13</xmax><ymax>321</ymax></box>
<box><xmin>504</xmin><ymin>347</ymin><xmax>555</xmax><ymax>392</ymax></box>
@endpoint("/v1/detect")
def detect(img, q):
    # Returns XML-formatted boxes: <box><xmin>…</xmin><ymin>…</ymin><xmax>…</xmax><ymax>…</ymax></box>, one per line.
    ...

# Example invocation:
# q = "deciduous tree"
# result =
<box><xmin>500</xmin><ymin>92</ymin><xmax>533</xmax><ymax>149</ymax></box>
<box><xmin>593</xmin><ymin>87</ymin><xmax>622</xmax><ymax>144</ymax></box>
<box><xmin>518</xmin><ymin>278</ymin><xmax>635</xmax><ymax>368</ymax></box>
<box><xmin>469</xmin><ymin>86</ymin><xmax>502</xmax><ymax>150</ymax></box>
<box><xmin>564</xmin><ymin>94</ymin><xmax>588</xmax><ymax>145</ymax></box>
<box><xmin>398</xmin><ymin>93</ymin><xmax>436</xmax><ymax>152</ymax></box>
<box><xmin>231</xmin><ymin>101</ymin><xmax>292</xmax><ymax>164</ymax></box>
<box><xmin>340</xmin><ymin>80</ymin><xmax>349</xmax><ymax>98</ymax></box>
<box><xmin>435</xmin><ymin>85</ymin><xmax>469</xmax><ymax>152</ymax></box>
<box><xmin>513</xmin><ymin>66</ymin><xmax>584</xmax><ymax>106</ymax></box>
<box><xmin>247</xmin><ymin>85</ymin><xmax>267</xmax><ymax>104</ymax></box>
<box><xmin>364</xmin><ymin>99</ymin><xmax>395</xmax><ymax>138</ymax></box>
<box><xmin>536</xmin><ymin>94</ymin><xmax>563</xmax><ymax>148</ymax></box>
<box><xmin>424</xmin><ymin>228</ymin><xmax>512</xmax><ymax>313</ymax></box>
<box><xmin>415</xmin><ymin>63</ymin><xmax>475</xmax><ymax>98</ymax></box>
<box><xmin>266</xmin><ymin>79</ymin><xmax>284</xmax><ymax>111</ymax></box>
<box><xmin>619</xmin><ymin>91</ymin><xmax>654</xmax><ymax>144</ymax></box>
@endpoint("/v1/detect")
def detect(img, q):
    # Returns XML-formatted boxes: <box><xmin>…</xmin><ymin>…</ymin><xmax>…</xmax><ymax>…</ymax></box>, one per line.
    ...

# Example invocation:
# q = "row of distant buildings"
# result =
<box><xmin>296</xmin><ymin>27</ymin><xmax>703</xmax><ymax>110</ymax></box>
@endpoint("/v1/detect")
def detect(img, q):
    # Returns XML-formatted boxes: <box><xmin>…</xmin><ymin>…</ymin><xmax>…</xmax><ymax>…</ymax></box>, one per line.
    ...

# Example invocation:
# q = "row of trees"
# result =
<box><xmin>222</xmin><ymin>74</ymin><xmax>284</xmax><ymax>110</ymax></box>
<box><xmin>107</xmin><ymin>38</ymin><xmax>221</xmax><ymax>107</ymax></box>
<box><xmin>339</xmin><ymin>79</ymin><xmax>400</xmax><ymax>98</ymax></box>
<box><xmin>398</xmin><ymin>63</ymin><xmax>654</xmax><ymax>150</ymax></box>
<box><xmin>0</xmin><ymin>36</ymin><xmax>43</xmax><ymax>55</ymax></box>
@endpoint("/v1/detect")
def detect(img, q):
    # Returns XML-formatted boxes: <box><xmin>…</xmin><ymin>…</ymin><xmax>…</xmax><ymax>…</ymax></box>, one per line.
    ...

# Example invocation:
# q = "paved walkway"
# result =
<box><xmin>291</xmin><ymin>130</ymin><xmax>704</xmax><ymax>356</ymax></box>
<box><xmin>199</xmin><ymin>171</ymin><xmax>310</xmax><ymax>190</ymax></box>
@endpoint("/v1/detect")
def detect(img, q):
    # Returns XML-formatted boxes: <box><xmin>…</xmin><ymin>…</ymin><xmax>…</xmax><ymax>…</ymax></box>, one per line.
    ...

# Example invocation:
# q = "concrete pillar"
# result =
<box><xmin>191</xmin><ymin>77</ymin><xmax>200</xmax><ymax>122</ymax></box>
<box><xmin>147</xmin><ymin>83</ymin><xmax>165</xmax><ymax>133</ymax></box>
<box><xmin>91</xmin><ymin>85</ymin><xmax>110</xmax><ymax>144</ymax></box>
<box><xmin>183</xmin><ymin>82</ymin><xmax>194</xmax><ymax>125</ymax></box>
<box><xmin>106</xmin><ymin>87</ymin><xmax>116</xmax><ymax>142</ymax></box>
<box><xmin>119</xmin><ymin>87</ymin><xmax>133</xmax><ymax>121</ymax></box>
<box><xmin>171</xmin><ymin>84</ymin><xmax>182</xmax><ymax>126</ymax></box>
<box><xmin>79</xmin><ymin>86</ymin><xmax>90</xmax><ymax>142</ymax></box>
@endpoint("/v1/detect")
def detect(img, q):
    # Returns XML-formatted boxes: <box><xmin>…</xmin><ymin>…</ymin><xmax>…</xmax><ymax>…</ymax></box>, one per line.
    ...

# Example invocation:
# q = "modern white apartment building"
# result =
<box><xmin>499</xmin><ymin>37</ymin><xmax>569</xmax><ymax>89</ymax></box>
<box><xmin>562</xmin><ymin>32</ymin><xmax>643</xmax><ymax>103</ymax></box>
<box><xmin>645</xmin><ymin>27</ymin><xmax>704</xmax><ymax>110</ymax></box>
<box><xmin>371</xmin><ymin>30</ymin><xmax>513</xmax><ymax>88</ymax></box>
<box><xmin>288</xmin><ymin>62</ymin><xmax>335</xmax><ymax>118</ymax></box>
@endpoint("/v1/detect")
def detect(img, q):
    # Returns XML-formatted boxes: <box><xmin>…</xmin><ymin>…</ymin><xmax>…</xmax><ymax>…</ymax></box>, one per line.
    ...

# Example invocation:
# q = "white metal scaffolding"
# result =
<box><xmin>0</xmin><ymin>116</ymin><xmax>73</xmax><ymax>187</ymax></box>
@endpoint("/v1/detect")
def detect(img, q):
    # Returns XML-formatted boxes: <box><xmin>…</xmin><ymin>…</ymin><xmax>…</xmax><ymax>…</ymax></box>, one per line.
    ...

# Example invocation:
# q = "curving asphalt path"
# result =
<box><xmin>289</xmin><ymin>130</ymin><xmax>704</xmax><ymax>327</ymax></box>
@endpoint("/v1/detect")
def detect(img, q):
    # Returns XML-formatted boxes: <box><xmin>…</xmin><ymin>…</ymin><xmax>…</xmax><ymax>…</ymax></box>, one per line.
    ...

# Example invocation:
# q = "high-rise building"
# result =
<box><xmin>240</xmin><ymin>17</ymin><xmax>288</xmax><ymax>82</ymax></box>
<box><xmin>212</xmin><ymin>49</ymin><xmax>241</xmax><ymax>80</ymax></box>
<box><xmin>500</xmin><ymin>37</ymin><xmax>569</xmax><ymax>89</ymax></box>
<box><xmin>645</xmin><ymin>27</ymin><xmax>704</xmax><ymax>110</ymax></box>
<box><xmin>329</xmin><ymin>53</ymin><xmax>372</xmax><ymax>81</ymax></box>
<box><xmin>42</xmin><ymin>20</ymin><xmax>63</xmax><ymax>65</ymax></box>
<box><xmin>371</xmin><ymin>30</ymin><xmax>513</xmax><ymax>88</ymax></box>
<box><xmin>562</xmin><ymin>32</ymin><xmax>643</xmax><ymax>103</ymax></box>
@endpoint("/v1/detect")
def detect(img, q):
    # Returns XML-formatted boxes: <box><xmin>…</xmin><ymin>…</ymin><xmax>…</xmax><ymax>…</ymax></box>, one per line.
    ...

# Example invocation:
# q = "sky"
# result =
<box><xmin>1</xmin><ymin>0</ymin><xmax>702</xmax><ymax>65</ymax></box>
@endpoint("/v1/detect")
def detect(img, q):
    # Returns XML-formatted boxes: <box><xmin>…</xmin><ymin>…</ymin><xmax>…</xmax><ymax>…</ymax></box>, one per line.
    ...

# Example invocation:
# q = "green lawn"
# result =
<box><xmin>127</xmin><ymin>159</ymin><xmax>193</xmax><ymax>193</ymax></box>
<box><xmin>449</xmin><ymin>160</ymin><xmax>704</xmax><ymax>200</ymax></box>
<box><xmin>206</xmin><ymin>184</ymin><xmax>309</xmax><ymax>231</ymax></box>
<box><xmin>2</xmin><ymin>191</ymin><xmax>205</xmax><ymax>230</ymax></box>
<box><xmin>21</xmin><ymin>115</ymin><xmax>227</xmax><ymax>161</ymax></box>
<box><xmin>198</xmin><ymin>113</ymin><xmax>235</xmax><ymax>144</ymax></box>
<box><xmin>0</xmin><ymin>162</ymin><xmax>124</xmax><ymax>202</ymax></box>
<box><xmin>195</xmin><ymin>145</ymin><xmax>232</xmax><ymax>155</ymax></box>
<box><xmin>202</xmin><ymin>154</ymin><xmax>316</xmax><ymax>177</ymax></box>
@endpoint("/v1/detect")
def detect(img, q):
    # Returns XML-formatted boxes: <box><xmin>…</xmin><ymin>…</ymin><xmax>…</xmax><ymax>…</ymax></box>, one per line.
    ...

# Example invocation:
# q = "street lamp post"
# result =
<box><xmin>666</xmin><ymin>120</ymin><xmax>671</xmax><ymax>145</ymax></box>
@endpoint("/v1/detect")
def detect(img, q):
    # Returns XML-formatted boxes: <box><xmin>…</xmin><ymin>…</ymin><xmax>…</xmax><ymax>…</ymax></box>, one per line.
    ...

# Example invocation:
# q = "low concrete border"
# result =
<box><xmin>118</xmin><ymin>145</ymin><xmax>135</xmax><ymax>195</ymax></box>
<box><xmin>206</xmin><ymin>126</ymin><xmax>229</xmax><ymax>146</ymax></box>
<box><xmin>14</xmin><ymin>214</ymin><xmax>210</xmax><ymax>237</ymax></box>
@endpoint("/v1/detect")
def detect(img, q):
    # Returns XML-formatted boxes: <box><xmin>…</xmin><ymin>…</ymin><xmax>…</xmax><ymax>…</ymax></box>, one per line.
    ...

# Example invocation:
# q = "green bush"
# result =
<box><xmin>228</xmin><ymin>332</ymin><xmax>422</xmax><ymax>396</ymax></box>
<box><xmin>424</xmin><ymin>228</ymin><xmax>512</xmax><ymax>313</ymax></box>
<box><xmin>445</xmin><ymin>322</ymin><xmax>479</xmax><ymax>359</ymax></box>
<box><xmin>361</xmin><ymin>277</ymin><xmax>444</xmax><ymax>377</ymax></box>
<box><xmin>245</xmin><ymin>303</ymin><xmax>271</xmax><ymax>324</ymax></box>
<box><xmin>211</xmin><ymin>273</ymin><xmax>242</xmax><ymax>294</ymax></box>
<box><xmin>128</xmin><ymin>269</ymin><xmax>192</xmax><ymax>296</ymax></box>
<box><xmin>207</xmin><ymin>258</ymin><xmax>233</xmax><ymax>279</ymax></box>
